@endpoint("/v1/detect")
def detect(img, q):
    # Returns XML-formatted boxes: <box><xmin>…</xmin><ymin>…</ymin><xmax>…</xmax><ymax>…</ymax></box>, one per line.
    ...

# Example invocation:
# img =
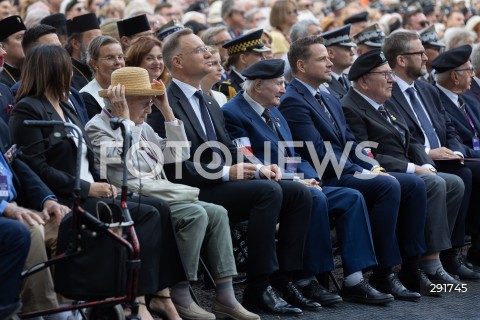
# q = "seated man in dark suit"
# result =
<box><xmin>147</xmin><ymin>28</ymin><xmax>317</xmax><ymax>316</ymax></box>
<box><xmin>223</xmin><ymin>59</ymin><xmax>394</xmax><ymax>304</ymax></box>
<box><xmin>0</xmin><ymin>117</ymin><xmax>70</xmax><ymax>314</ymax></box>
<box><xmin>383</xmin><ymin>30</ymin><xmax>480</xmax><ymax>273</ymax></box>
<box><xmin>279</xmin><ymin>36</ymin><xmax>429</xmax><ymax>302</ymax></box>
<box><xmin>341</xmin><ymin>50</ymin><xmax>473</xmax><ymax>291</ymax></box>
<box><xmin>430</xmin><ymin>44</ymin><xmax>480</xmax><ymax>269</ymax></box>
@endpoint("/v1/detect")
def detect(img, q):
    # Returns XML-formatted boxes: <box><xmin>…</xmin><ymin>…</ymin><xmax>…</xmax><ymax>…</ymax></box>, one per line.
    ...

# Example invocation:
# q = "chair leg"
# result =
<box><xmin>199</xmin><ymin>257</ymin><xmax>216</xmax><ymax>290</ymax></box>
<box><xmin>329</xmin><ymin>271</ymin><xmax>341</xmax><ymax>291</ymax></box>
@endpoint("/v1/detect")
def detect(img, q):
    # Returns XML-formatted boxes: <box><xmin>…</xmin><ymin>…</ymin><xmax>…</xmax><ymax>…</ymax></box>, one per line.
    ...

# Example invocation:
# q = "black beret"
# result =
<box><xmin>353</xmin><ymin>23</ymin><xmax>385</xmax><ymax>48</ymax></box>
<box><xmin>66</xmin><ymin>13</ymin><xmax>100</xmax><ymax>36</ymax></box>
<box><xmin>431</xmin><ymin>45</ymin><xmax>472</xmax><ymax>73</ymax></box>
<box><xmin>242</xmin><ymin>59</ymin><xmax>285</xmax><ymax>80</ymax></box>
<box><xmin>348</xmin><ymin>48</ymin><xmax>388</xmax><ymax>81</ymax></box>
<box><xmin>419</xmin><ymin>24</ymin><xmax>445</xmax><ymax>48</ymax></box>
<box><xmin>223</xmin><ymin>29</ymin><xmax>269</xmax><ymax>55</ymax></box>
<box><xmin>321</xmin><ymin>24</ymin><xmax>356</xmax><ymax>47</ymax></box>
<box><xmin>0</xmin><ymin>15</ymin><xmax>26</xmax><ymax>41</ymax></box>
<box><xmin>117</xmin><ymin>14</ymin><xmax>151</xmax><ymax>38</ymax></box>
<box><xmin>343</xmin><ymin>11</ymin><xmax>369</xmax><ymax>25</ymax></box>
<box><xmin>41</xmin><ymin>13</ymin><xmax>67</xmax><ymax>35</ymax></box>
<box><xmin>155</xmin><ymin>19</ymin><xmax>184</xmax><ymax>41</ymax></box>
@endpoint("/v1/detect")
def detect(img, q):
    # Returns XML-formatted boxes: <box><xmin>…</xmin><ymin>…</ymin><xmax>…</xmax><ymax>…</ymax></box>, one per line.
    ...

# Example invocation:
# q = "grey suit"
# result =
<box><xmin>342</xmin><ymin>88</ymin><xmax>464</xmax><ymax>253</ymax></box>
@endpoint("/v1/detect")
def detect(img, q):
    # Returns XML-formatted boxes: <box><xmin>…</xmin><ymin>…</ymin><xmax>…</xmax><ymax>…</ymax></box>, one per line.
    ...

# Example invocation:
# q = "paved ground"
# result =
<box><xmin>184</xmin><ymin>255</ymin><xmax>480</xmax><ymax>320</ymax></box>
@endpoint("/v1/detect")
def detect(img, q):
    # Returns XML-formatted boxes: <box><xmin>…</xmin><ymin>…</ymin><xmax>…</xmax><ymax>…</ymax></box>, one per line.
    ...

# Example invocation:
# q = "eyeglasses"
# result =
<box><xmin>98</xmin><ymin>55</ymin><xmax>125</xmax><ymax>63</ymax></box>
<box><xmin>454</xmin><ymin>67</ymin><xmax>474</xmax><ymax>74</ymax></box>
<box><xmin>287</xmin><ymin>9</ymin><xmax>298</xmax><ymax>15</ymax></box>
<box><xmin>232</xmin><ymin>9</ymin><xmax>245</xmax><ymax>16</ymax></box>
<box><xmin>368</xmin><ymin>70</ymin><xmax>396</xmax><ymax>79</ymax></box>
<box><xmin>177</xmin><ymin>46</ymin><xmax>210</xmax><ymax>56</ymax></box>
<box><xmin>400</xmin><ymin>51</ymin><xmax>426</xmax><ymax>57</ymax></box>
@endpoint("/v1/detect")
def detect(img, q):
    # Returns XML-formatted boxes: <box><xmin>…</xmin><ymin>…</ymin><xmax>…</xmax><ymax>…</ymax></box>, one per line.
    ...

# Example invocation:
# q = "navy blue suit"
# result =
<box><xmin>389</xmin><ymin>80</ymin><xmax>472</xmax><ymax>247</ymax></box>
<box><xmin>279</xmin><ymin>78</ymin><xmax>427</xmax><ymax>267</ymax></box>
<box><xmin>223</xmin><ymin>92</ymin><xmax>376</xmax><ymax>276</ymax></box>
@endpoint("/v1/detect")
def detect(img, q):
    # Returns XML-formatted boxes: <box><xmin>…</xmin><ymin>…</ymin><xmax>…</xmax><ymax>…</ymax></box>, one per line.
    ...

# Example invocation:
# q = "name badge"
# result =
<box><xmin>473</xmin><ymin>136</ymin><xmax>480</xmax><ymax>151</ymax></box>
<box><xmin>0</xmin><ymin>175</ymin><xmax>8</xmax><ymax>198</ymax></box>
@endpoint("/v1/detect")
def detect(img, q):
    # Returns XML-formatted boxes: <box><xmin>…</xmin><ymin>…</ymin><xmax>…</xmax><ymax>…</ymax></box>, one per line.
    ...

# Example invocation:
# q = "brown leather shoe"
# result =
<box><xmin>212</xmin><ymin>302</ymin><xmax>260</xmax><ymax>320</ymax></box>
<box><xmin>173</xmin><ymin>302</ymin><xmax>215</xmax><ymax>320</ymax></box>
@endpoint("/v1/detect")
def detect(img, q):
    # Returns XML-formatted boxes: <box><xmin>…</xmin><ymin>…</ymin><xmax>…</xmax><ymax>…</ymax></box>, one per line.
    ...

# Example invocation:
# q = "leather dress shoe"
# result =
<box><xmin>212</xmin><ymin>302</ymin><xmax>260</xmax><ymax>320</ymax></box>
<box><xmin>296</xmin><ymin>280</ymin><xmax>343</xmax><ymax>306</ymax></box>
<box><xmin>398</xmin><ymin>268</ymin><xmax>438</xmax><ymax>296</ymax></box>
<box><xmin>173</xmin><ymin>302</ymin><xmax>215</xmax><ymax>320</ymax></box>
<box><xmin>370</xmin><ymin>273</ymin><xmax>421</xmax><ymax>301</ymax></box>
<box><xmin>242</xmin><ymin>285</ymin><xmax>303</xmax><ymax>316</ymax></box>
<box><xmin>340</xmin><ymin>279</ymin><xmax>394</xmax><ymax>305</ymax></box>
<box><xmin>275</xmin><ymin>282</ymin><xmax>322</xmax><ymax>311</ymax></box>
<box><xmin>442</xmin><ymin>248</ymin><xmax>480</xmax><ymax>280</ymax></box>
<box><xmin>426</xmin><ymin>267</ymin><xmax>464</xmax><ymax>285</ymax></box>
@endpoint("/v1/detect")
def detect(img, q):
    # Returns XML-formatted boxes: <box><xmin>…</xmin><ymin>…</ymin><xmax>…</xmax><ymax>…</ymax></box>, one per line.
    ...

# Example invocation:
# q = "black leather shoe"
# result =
<box><xmin>398</xmin><ymin>269</ymin><xmax>438</xmax><ymax>296</ymax></box>
<box><xmin>426</xmin><ymin>267</ymin><xmax>464</xmax><ymax>285</ymax></box>
<box><xmin>275</xmin><ymin>282</ymin><xmax>322</xmax><ymax>311</ymax></box>
<box><xmin>340</xmin><ymin>279</ymin><xmax>394</xmax><ymax>305</ymax></box>
<box><xmin>442</xmin><ymin>249</ymin><xmax>480</xmax><ymax>280</ymax></box>
<box><xmin>296</xmin><ymin>280</ymin><xmax>343</xmax><ymax>306</ymax></box>
<box><xmin>370</xmin><ymin>273</ymin><xmax>421</xmax><ymax>301</ymax></box>
<box><xmin>242</xmin><ymin>285</ymin><xmax>303</xmax><ymax>316</ymax></box>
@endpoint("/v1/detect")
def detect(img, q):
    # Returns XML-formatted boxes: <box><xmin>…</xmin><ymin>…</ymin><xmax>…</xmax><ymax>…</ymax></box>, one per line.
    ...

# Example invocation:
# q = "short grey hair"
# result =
<box><xmin>289</xmin><ymin>19</ymin><xmax>320</xmax><ymax>43</ymax></box>
<box><xmin>242</xmin><ymin>79</ymin><xmax>256</xmax><ymax>92</ymax></box>
<box><xmin>201</xmin><ymin>26</ymin><xmax>228</xmax><ymax>46</ymax></box>
<box><xmin>162</xmin><ymin>28</ymin><xmax>194</xmax><ymax>71</ymax></box>
<box><xmin>444</xmin><ymin>27</ymin><xmax>477</xmax><ymax>50</ymax></box>
<box><xmin>472</xmin><ymin>43</ymin><xmax>480</xmax><ymax>73</ymax></box>
<box><xmin>434</xmin><ymin>69</ymin><xmax>451</xmax><ymax>84</ymax></box>
<box><xmin>87</xmin><ymin>36</ymin><xmax>121</xmax><ymax>74</ymax></box>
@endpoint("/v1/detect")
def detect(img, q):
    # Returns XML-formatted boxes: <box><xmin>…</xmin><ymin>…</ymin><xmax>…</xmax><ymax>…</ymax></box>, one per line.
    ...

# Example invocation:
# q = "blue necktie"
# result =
<box><xmin>406</xmin><ymin>87</ymin><xmax>440</xmax><ymax>149</ymax></box>
<box><xmin>194</xmin><ymin>90</ymin><xmax>224</xmax><ymax>164</ymax></box>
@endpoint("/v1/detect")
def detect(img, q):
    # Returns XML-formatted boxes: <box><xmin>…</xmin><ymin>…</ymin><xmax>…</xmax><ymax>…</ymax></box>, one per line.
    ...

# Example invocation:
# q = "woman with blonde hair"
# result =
<box><xmin>200</xmin><ymin>46</ymin><xmax>228</xmax><ymax>107</ymax></box>
<box><xmin>269</xmin><ymin>0</ymin><xmax>298</xmax><ymax>58</ymax></box>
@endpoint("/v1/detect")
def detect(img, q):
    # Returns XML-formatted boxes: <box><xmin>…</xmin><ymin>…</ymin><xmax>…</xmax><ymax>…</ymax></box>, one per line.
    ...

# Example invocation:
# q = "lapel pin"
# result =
<box><xmin>390</xmin><ymin>115</ymin><xmax>397</xmax><ymax>121</ymax></box>
<box><xmin>208</xmin><ymin>101</ymin><xmax>212</xmax><ymax>104</ymax></box>
<box><xmin>275</xmin><ymin>118</ymin><xmax>281</xmax><ymax>127</ymax></box>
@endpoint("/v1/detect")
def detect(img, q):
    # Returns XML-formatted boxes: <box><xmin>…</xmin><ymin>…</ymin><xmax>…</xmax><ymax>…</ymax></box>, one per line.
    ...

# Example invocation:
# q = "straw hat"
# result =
<box><xmin>99</xmin><ymin>67</ymin><xmax>164</xmax><ymax>98</ymax></box>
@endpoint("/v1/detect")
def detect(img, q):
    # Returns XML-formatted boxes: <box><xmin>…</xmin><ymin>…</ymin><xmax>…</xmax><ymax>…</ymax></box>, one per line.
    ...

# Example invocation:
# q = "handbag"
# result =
<box><xmin>134</xmin><ymin>179</ymin><xmax>200</xmax><ymax>204</ymax></box>
<box><xmin>54</xmin><ymin>202</ymin><xmax>128</xmax><ymax>300</ymax></box>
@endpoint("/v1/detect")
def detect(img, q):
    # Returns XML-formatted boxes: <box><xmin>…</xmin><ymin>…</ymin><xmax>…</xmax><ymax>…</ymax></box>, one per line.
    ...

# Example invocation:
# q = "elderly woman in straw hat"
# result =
<box><xmin>86</xmin><ymin>67</ymin><xmax>260</xmax><ymax>320</ymax></box>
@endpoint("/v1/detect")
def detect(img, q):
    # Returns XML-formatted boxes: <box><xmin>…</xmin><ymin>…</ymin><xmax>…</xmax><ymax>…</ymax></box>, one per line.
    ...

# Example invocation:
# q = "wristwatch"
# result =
<box><xmin>429</xmin><ymin>167</ymin><xmax>437</xmax><ymax>173</ymax></box>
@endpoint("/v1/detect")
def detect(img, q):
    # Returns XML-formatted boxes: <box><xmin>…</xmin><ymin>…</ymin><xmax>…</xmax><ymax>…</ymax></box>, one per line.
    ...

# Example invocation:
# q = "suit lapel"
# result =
<box><xmin>170</xmin><ymin>82</ymin><xmax>208</xmax><ymax>142</ymax></box>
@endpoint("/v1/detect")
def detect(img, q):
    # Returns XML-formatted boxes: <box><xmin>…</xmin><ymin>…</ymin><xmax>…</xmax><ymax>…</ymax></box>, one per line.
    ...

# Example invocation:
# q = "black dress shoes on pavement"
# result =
<box><xmin>243</xmin><ymin>285</ymin><xmax>303</xmax><ymax>316</ymax></box>
<box><xmin>296</xmin><ymin>280</ymin><xmax>343</xmax><ymax>306</ymax></box>
<box><xmin>442</xmin><ymin>248</ymin><xmax>480</xmax><ymax>280</ymax></box>
<box><xmin>398</xmin><ymin>268</ymin><xmax>438</xmax><ymax>296</ymax></box>
<box><xmin>370</xmin><ymin>273</ymin><xmax>421</xmax><ymax>301</ymax></box>
<box><xmin>340</xmin><ymin>279</ymin><xmax>394</xmax><ymax>305</ymax></box>
<box><xmin>275</xmin><ymin>282</ymin><xmax>322</xmax><ymax>311</ymax></box>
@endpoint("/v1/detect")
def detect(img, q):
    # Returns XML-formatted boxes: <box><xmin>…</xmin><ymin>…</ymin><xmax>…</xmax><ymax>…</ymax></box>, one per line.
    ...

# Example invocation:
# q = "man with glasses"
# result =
<box><xmin>0</xmin><ymin>15</ymin><xmax>26</xmax><ymax>88</ymax></box>
<box><xmin>432</xmin><ymin>45</ymin><xmax>480</xmax><ymax>270</ymax></box>
<box><xmin>419</xmin><ymin>24</ymin><xmax>445</xmax><ymax>83</ymax></box>
<box><xmin>342</xmin><ymin>49</ymin><xmax>469</xmax><ymax>294</ymax></box>
<box><xmin>218</xmin><ymin>29</ymin><xmax>270</xmax><ymax>100</ymax></box>
<box><xmin>322</xmin><ymin>24</ymin><xmax>356</xmax><ymax>100</ymax></box>
<box><xmin>66</xmin><ymin>13</ymin><xmax>102</xmax><ymax>91</ymax></box>
<box><xmin>403</xmin><ymin>8</ymin><xmax>430</xmax><ymax>31</ymax></box>
<box><xmin>221</xmin><ymin>0</ymin><xmax>246</xmax><ymax>38</ymax></box>
<box><xmin>384</xmin><ymin>30</ymin><xmax>480</xmax><ymax>280</ymax></box>
<box><xmin>279</xmin><ymin>35</ymin><xmax>429</xmax><ymax>304</ymax></box>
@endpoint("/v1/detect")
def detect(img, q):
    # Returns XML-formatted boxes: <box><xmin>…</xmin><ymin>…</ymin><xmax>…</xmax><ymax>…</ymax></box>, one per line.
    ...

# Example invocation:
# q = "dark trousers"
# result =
<box><xmin>325</xmin><ymin>173</ymin><xmax>427</xmax><ymax>268</ymax></box>
<box><xmin>303</xmin><ymin>186</ymin><xmax>376</xmax><ymax>277</ymax></box>
<box><xmin>436</xmin><ymin>161</ymin><xmax>477</xmax><ymax>247</ymax></box>
<box><xmin>199</xmin><ymin>179</ymin><xmax>311</xmax><ymax>278</ymax></box>
<box><xmin>0</xmin><ymin>219</ymin><xmax>30</xmax><ymax>305</ymax></box>
<box><xmin>81</xmin><ymin>196</ymin><xmax>187</xmax><ymax>296</ymax></box>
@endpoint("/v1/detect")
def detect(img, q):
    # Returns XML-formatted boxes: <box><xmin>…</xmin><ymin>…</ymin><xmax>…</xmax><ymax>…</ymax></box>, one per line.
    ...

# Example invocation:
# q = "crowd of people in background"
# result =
<box><xmin>2</xmin><ymin>0</ymin><xmax>480</xmax><ymax>319</ymax></box>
